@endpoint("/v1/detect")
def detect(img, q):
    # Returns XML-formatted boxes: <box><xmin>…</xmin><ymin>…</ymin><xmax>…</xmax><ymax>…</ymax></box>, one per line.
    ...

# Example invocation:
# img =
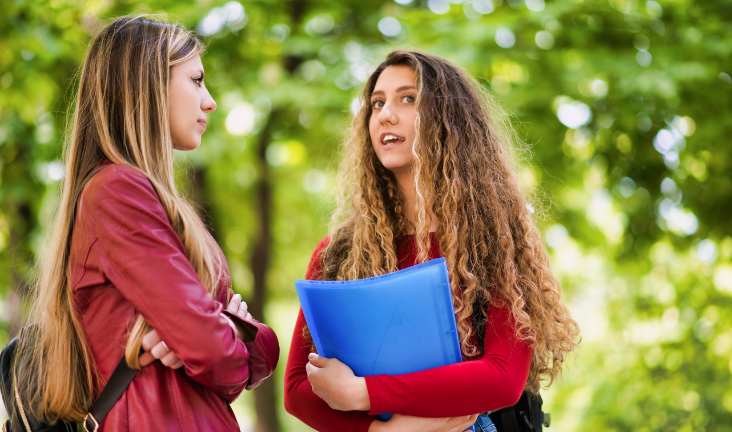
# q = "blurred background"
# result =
<box><xmin>1</xmin><ymin>0</ymin><xmax>731</xmax><ymax>430</ymax></box>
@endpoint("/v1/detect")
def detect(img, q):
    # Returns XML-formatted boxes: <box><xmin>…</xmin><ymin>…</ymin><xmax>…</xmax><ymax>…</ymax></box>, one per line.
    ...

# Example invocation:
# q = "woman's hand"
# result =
<box><xmin>139</xmin><ymin>329</ymin><xmax>183</xmax><ymax>369</ymax></box>
<box><xmin>138</xmin><ymin>294</ymin><xmax>253</xmax><ymax>369</ymax></box>
<box><xmin>306</xmin><ymin>353</ymin><xmax>370</xmax><ymax>411</ymax></box>
<box><xmin>368</xmin><ymin>414</ymin><xmax>479</xmax><ymax>432</ymax></box>
<box><xmin>225</xmin><ymin>293</ymin><xmax>252</xmax><ymax>321</ymax></box>
<box><xmin>222</xmin><ymin>293</ymin><xmax>256</xmax><ymax>342</ymax></box>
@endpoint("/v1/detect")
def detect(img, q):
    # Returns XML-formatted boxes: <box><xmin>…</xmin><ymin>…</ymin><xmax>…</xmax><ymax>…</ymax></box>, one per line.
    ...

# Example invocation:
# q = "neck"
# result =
<box><xmin>393</xmin><ymin>168</ymin><xmax>437</xmax><ymax>234</ymax></box>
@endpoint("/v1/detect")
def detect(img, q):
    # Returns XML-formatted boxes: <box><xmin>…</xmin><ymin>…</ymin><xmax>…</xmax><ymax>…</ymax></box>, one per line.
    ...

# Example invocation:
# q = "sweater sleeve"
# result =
<box><xmin>88</xmin><ymin>166</ymin><xmax>252</xmax><ymax>401</ymax></box>
<box><xmin>364</xmin><ymin>304</ymin><xmax>533</xmax><ymax>417</ymax></box>
<box><xmin>284</xmin><ymin>238</ymin><xmax>377</xmax><ymax>432</ymax></box>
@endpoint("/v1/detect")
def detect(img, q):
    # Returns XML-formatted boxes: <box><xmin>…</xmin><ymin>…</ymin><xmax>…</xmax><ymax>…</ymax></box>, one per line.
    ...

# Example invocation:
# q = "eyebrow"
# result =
<box><xmin>371</xmin><ymin>85</ymin><xmax>416</xmax><ymax>97</ymax></box>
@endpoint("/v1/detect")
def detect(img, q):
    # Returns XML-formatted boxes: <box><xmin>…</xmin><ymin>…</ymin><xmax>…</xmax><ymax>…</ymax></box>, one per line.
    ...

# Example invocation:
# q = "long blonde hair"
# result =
<box><xmin>19</xmin><ymin>16</ymin><xmax>221</xmax><ymax>423</ymax></box>
<box><xmin>319</xmin><ymin>51</ymin><xmax>580</xmax><ymax>393</ymax></box>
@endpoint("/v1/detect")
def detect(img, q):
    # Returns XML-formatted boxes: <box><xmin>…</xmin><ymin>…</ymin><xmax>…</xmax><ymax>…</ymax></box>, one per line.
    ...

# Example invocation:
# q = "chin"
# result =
<box><xmin>374</xmin><ymin>145</ymin><xmax>414</xmax><ymax>174</ymax></box>
<box><xmin>379</xmin><ymin>160</ymin><xmax>412</xmax><ymax>173</ymax></box>
<box><xmin>173</xmin><ymin>138</ymin><xmax>202</xmax><ymax>151</ymax></box>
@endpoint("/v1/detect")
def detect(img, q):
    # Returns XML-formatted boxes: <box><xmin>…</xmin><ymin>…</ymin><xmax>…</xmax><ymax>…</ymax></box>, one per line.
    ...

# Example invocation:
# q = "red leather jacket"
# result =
<box><xmin>69</xmin><ymin>162</ymin><xmax>279</xmax><ymax>431</ymax></box>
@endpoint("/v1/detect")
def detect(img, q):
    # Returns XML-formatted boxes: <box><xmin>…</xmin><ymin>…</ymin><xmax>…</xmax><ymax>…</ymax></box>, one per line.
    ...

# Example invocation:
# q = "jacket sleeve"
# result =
<box><xmin>283</xmin><ymin>238</ymin><xmax>376</xmax><ymax>432</ymax></box>
<box><xmin>88</xmin><ymin>166</ymin><xmax>252</xmax><ymax>401</ymax></box>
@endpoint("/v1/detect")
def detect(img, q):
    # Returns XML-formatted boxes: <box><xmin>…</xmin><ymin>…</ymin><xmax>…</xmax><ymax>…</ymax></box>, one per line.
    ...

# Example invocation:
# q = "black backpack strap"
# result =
<box><xmin>501</xmin><ymin>408</ymin><xmax>520</xmax><ymax>432</ymax></box>
<box><xmin>75</xmin><ymin>165</ymin><xmax>139</xmax><ymax>430</ymax></box>
<box><xmin>530</xmin><ymin>393</ymin><xmax>544</xmax><ymax>430</ymax></box>
<box><xmin>83</xmin><ymin>357</ymin><xmax>137</xmax><ymax>432</ymax></box>
<box><xmin>470</xmin><ymin>292</ymin><xmax>549</xmax><ymax>432</ymax></box>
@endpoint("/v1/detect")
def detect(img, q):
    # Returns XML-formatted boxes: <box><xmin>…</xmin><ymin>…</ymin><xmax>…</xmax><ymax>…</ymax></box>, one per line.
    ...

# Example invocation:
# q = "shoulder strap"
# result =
<box><xmin>68</xmin><ymin>164</ymin><xmax>139</xmax><ymax>432</ymax></box>
<box><xmin>501</xmin><ymin>408</ymin><xmax>520</xmax><ymax>432</ymax></box>
<box><xmin>83</xmin><ymin>357</ymin><xmax>137</xmax><ymax>431</ymax></box>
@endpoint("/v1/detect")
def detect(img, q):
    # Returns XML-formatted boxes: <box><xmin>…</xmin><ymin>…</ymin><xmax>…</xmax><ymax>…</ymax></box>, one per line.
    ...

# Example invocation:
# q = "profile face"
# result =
<box><xmin>169</xmin><ymin>54</ymin><xmax>217</xmax><ymax>151</ymax></box>
<box><xmin>368</xmin><ymin>66</ymin><xmax>418</xmax><ymax>175</ymax></box>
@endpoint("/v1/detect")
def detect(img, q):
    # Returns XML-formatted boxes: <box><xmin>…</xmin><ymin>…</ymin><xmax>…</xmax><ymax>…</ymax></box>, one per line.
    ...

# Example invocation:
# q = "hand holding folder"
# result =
<box><xmin>295</xmin><ymin>258</ymin><xmax>465</xmax><ymax>423</ymax></box>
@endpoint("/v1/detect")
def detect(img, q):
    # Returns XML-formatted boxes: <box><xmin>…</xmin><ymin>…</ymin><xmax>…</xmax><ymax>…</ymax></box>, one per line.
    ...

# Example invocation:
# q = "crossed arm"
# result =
<box><xmin>91</xmin><ymin>166</ymin><xmax>278</xmax><ymax>397</ymax></box>
<box><xmin>139</xmin><ymin>293</ymin><xmax>253</xmax><ymax>369</ymax></box>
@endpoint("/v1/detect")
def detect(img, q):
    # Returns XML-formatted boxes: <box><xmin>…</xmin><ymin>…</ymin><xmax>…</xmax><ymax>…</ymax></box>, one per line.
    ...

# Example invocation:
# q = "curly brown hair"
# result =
<box><xmin>317</xmin><ymin>50</ymin><xmax>579</xmax><ymax>393</ymax></box>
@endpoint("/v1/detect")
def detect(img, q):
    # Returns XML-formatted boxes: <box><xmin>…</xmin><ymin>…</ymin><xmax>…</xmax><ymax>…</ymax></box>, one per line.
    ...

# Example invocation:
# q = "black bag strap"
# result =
<box><xmin>471</xmin><ymin>300</ymin><xmax>547</xmax><ymax>432</ymax></box>
<box><xmin>75</xmin><ymin>165</ymin><xmax>137</xmax><ymax>431</ymax></box>
<box><xmin>82</xmin><ymin>357</ymin><xmax>137</xmax><ymax>432</ymax></box>
<box><xmin>501</xmin><ymin>408</ymin><xmax>520</xmax><ymax>432</ymax></box>
<box><xmin>75</xmin><ymin>164</ymin><xmax>139</xmax><ymax>431</ymax></box>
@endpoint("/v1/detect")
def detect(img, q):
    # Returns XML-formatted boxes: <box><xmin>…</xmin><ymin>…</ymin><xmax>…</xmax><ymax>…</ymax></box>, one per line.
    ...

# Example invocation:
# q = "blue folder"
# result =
<box><xmin>295</xmin><ymin>257</ymin><xmax>464</xmax><ymax>423</ymax></box>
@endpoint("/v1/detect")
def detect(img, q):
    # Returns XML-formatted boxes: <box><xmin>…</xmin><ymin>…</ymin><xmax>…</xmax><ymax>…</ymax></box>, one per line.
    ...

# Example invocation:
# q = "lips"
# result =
<box><xmin>197</xmin><ymin>120</ymin><xmax>207</xmax><ymax>132</ymax></box>
<box><xmin>379</xmin><ymin>132</ymin><xmax>405</xmax><ymax>145</ymax></box>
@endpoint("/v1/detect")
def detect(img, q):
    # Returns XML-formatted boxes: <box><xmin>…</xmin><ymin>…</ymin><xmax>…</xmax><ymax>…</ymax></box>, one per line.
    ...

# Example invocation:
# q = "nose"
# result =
<box><xmin>202</xmin><ymin>88</ymin><xmax>217</xmax><ymax>113</ymax></box>
<box><xmin>377</xmin><ymin>102</ymin><xmax>397</xmax><ymax>125</ymax></box>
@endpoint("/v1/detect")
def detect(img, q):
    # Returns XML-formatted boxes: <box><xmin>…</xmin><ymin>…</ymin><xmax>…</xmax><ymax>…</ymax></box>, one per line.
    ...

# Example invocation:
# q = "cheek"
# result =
<box><xmin>169</xmin><ymin>87</ymin><xmax>182</xmax><ymax>125</ymax></box>
<box><xmin>169</xmin><ymin>104</ymin><xmax>187</xmax><ymax>137</ymax></box>
<box><xmin>368</xmin><ymin>118</ymin><xmax>379</xmax><ymax>148</ymax></box>
<box><xmin>169</xmin><ymin>89</ymin><xmax>196</xmax><ymax>129</ymax></box>
<box><xmin>406</xmin><ymin>112</ymin><xmax>418</xmax><ymax>140</ymax></box>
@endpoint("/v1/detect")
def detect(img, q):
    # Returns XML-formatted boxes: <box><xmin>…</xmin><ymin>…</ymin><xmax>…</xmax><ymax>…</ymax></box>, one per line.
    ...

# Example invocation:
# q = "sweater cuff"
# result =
<box><xmin>365</xmin><ymin>375</ymin><xmax>386</xmax><ymax>416</ymax></box>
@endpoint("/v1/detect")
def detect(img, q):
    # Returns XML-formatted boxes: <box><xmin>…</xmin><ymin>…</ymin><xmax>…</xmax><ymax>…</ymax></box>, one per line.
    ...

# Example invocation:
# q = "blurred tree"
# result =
<box><xmin>1</xmin><ymin>0</ymin><xmax>731</xmax><ymax>431</ymax></box>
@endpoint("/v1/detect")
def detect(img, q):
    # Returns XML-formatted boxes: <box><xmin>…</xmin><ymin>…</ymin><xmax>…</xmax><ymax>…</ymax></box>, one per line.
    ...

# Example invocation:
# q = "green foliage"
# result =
<box><xmin>1</xmin><ymin>0</ymin><xmax>731</xmax><ymax>430</ymax></box>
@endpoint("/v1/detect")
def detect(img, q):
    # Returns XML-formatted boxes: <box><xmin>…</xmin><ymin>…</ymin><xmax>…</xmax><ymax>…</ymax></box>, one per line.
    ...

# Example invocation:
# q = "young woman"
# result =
<box><xmin>284</xmin><ymin>51</ymin><xmax>580</xmax><ymax>432</ymax></box>
<box><xmin>18</xmin><ymin>17</ymin><xmax>279</xmax><ymax>431</ymax></box>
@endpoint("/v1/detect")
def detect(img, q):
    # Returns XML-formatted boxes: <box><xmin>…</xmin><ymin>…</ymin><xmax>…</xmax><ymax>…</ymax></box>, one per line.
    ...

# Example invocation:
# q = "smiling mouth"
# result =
<box><xmin>381</xmin><ymin>134</ymin><xmax>405</xmax><ymax>145</ymax></box>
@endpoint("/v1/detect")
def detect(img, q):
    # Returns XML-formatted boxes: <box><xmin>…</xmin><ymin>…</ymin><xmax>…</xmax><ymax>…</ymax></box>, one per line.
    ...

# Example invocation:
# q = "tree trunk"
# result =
<box><xmin>189</xmin><ymin>165</ymin><xmax>220</xmax><ymax>243</ymax></box>
<box><xmin>249</xmin><ymin>2</ymin><xmax>306</xmax><ymax>430</ymax></box>
<box><xmin>250</xmin><ymin>110</ymin><xmax>280</xmax><ymax>432</ymax></box>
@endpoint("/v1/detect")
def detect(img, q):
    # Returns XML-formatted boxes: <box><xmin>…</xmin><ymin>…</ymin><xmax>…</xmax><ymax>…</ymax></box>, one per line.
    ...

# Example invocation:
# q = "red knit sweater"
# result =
<box><xmin>284</xmin><ymin>236</ymin><xmax>533</xmax><ymax>432</ymax></box>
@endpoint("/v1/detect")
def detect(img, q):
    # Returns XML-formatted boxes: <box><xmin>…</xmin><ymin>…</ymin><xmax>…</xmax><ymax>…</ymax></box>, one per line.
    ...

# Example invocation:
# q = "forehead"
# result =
<box><xmin>373</xmin><ymin>65</ymin><xmax>415</xmax><ymax>93</ymax></box>
<box><xmin>173</xmin><ymin>54</ymin><xmax>203</xmax><ymax>73</ymax></box>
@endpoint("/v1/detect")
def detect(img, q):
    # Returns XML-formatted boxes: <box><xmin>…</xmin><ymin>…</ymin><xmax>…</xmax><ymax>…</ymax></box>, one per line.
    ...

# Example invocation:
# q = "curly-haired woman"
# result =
<box><xmin>284</xmin><ymin>51</ymin><xmax>579</xmax><ymax>432</ymax></box>
<box><xmin>15</xmin><ymin>17</ymin><xmax>278</xmax><ymax>431</ymax></box>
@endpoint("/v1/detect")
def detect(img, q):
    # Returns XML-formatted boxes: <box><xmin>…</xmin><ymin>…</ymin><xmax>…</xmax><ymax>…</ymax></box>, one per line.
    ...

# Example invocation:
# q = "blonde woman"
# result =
<box><xmin>284</xmin><ymin>51</ymin><xmax>579</xmax><ymax>432</ymax></box>
<box><xmin>17</xmin><ymin>17</ymin><xmax>279</xmax><ymax>431</ymax></box>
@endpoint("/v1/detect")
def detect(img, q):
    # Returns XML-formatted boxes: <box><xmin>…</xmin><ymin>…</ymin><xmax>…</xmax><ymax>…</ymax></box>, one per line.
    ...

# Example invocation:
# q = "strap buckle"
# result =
<box><xmin>83</xmin><ymin>413</ymin><xmax>99</xmax><ymax>432</ymax></box>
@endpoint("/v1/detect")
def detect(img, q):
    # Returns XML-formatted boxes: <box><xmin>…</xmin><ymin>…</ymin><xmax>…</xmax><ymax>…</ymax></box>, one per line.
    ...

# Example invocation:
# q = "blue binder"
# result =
<box><xmin>295</xmin><ymin>257</ymin><xmax>464</xmax><ymax>422</ymax></box>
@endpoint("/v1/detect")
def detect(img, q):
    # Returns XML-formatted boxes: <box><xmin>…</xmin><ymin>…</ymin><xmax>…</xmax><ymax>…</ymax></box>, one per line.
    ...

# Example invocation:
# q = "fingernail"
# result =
<box><xmin>234</xmin><ymin>294</ymin><xmax>241</xmax><ymax>299</ymax></box>
<box><xmin>308</xmin><ymin>353</ymin><xmax>317</xmax><ymax>360</ymax></box>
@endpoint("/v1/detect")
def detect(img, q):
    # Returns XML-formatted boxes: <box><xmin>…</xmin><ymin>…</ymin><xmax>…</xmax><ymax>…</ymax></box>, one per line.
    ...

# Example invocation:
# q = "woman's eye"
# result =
<box><xmin>402</xmin><ymin>95</ymin><xmax>416</xmax><ymax>104</ymax></box>
<box><xmin>371</xmin><ymin>100</ymin><xmax>385</xmax><ymax>109</ymax></box>
<box><xmin>192</xmin><ymin>77</ymin><xmax>204</xmax><ymax>87</ymax></box>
